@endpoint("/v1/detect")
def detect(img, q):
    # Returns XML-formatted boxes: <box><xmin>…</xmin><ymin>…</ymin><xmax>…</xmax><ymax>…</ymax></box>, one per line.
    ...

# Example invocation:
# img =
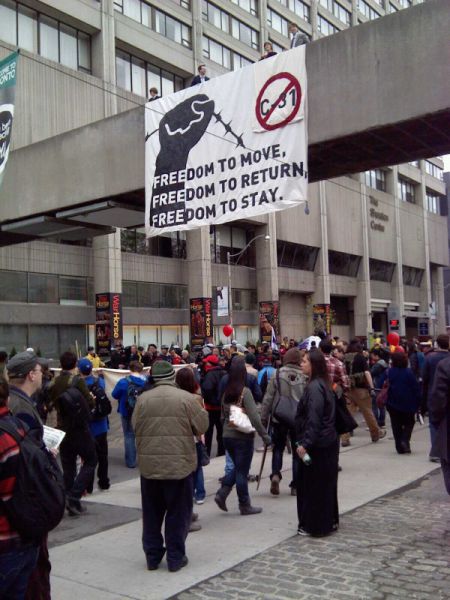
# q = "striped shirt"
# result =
<box><xmin>0</xmin><ymin>407</ymin><xmax>23</xmax><ymax>550</ymax></box>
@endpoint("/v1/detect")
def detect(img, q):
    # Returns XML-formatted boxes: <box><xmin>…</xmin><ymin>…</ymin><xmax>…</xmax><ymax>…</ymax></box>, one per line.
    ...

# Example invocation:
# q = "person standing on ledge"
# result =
<box><xmin>190</xmin><ymin>64</ymin><xmax>210</xmax><ymax>86</ymax></box>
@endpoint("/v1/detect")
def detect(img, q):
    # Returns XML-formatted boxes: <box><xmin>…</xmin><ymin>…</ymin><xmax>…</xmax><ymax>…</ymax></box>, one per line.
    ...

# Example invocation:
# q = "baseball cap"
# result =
<box><xmin>77</xmin><ymin>358</ymin><xmax>93</xmax><ymax>375</ymax></box>
<box><xmin>7</xmin><ymin>351</ymin><xmax>48</xmax><ymax>378</ymax></box>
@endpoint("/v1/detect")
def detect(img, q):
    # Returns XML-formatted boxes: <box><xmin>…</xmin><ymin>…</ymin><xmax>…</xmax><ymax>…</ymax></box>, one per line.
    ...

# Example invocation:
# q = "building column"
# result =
<box><xmin>389</xmin><ymin>166</ymin><xmax>406</xmax><ymax>336</ymax></box>
<box><xmin>354</xmin><ymin>179</ymin><xmax>372</xmax><ymax>338</ymax></box>
<box><xmin>313</xmin><ymin>181</ymin><xmax>330</xmax><ymax>305</ymax></box>
<box><xmin>310</xmin><ymin>1</ymin><xmax>319</xmax><ymax>41</ymax></box>
<box><xmin>418</xmin><ymin>164</ymin><xmax>433</xmax><ymax>332</ymax></box>
<box><xmin>255</xmin><ymin>214</ymin><xmax>279</xmax><ymax>302</ymax></box>
<box><xmin>186</xmin><ymin>227</ymin><xmax>213</xmax><ymax>345</ymax></box>
<box><xmin>94</xmin><ymin>0</ymin><xmax>117</xmax><ymax>117</ymax></box>
<box><xmin>191</xmin><ymin>0</ymin><xmax>204</xmax><ymax>74</ymax></box>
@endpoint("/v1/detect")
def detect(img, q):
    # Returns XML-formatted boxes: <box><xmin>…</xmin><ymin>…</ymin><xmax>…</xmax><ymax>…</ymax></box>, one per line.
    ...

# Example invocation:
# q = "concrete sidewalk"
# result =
<box><xmin>49</xmin><ymin>421</ymin><xmax>441</xmax><ymax>600</ymax></box>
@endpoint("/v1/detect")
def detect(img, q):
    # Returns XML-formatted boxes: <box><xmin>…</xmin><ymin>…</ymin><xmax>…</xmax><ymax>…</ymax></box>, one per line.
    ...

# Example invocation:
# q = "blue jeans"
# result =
<box><xmin>429</xmin><ymin>420</ymin><xmax>439</xmax><ymax>457</ymax></box>
<box><xmin>224</xmin><ymin>450</ymin><xmax>234</xmax><ymax>476</ymax></box>
<box><xmin>222</xmin><ymin>438</ymin><xmax>254</xmax><ymax>506</ymax></box>
<box><xmin>193</xmin><ymin>442</ymin><xmax>205</xmax><ymax>501</ymax></box>
<box><xmin>121</xmin><ymin>416</ymin><xmax>136</xmax><ymax>468</ymax></box>
<box><xmin>372</xmin><ymin>394</ymin><xmax>386</xmax><ymax>427</ymax></box>
<box><xmin>0</xmin><ymin>543</ymin><xmax>39</xmax><ymax>600</ymax></box>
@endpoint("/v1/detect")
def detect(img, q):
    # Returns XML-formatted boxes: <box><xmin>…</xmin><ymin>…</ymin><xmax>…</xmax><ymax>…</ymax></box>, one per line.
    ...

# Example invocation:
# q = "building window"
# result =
<box><xmin>330</xmin><ymin>296</ymin><xmax>350</xmax><ymax>326</ymax></box>
<box><xmin>365</xmin><ymin>169</ymin><xmax>386</xmax><ymax>191</ymax></box>
<box><xmin>357</xmin><ymin>0</ymin><xmax>382</xmax><ymax>20</ymax></box>
<box><xmin>28</xmin><ymin>273</ymin><xmax>59</xmax><ymax>304</ymax></box>
<box><xmin>277</xmin><ymin>240</ymin><xmax>319</xmax><ymax>271</ymax></box>
<box><xmin>425</xmin><ymin>160</ymin><xmax>444</xmax><ymax>180</ymax></box>
<box><xmin>317</xmin><ymin>15</ymin><xmax>339</xmax><ymax>36</ymax></box>
<box><xmin>398</xmin><ymin>0</ymin><xmax>412</xmax><ymax>7</ymax></box>
<box><xmin>0</xmin><ymin>0</ymin><xmax>91</xmax><ymax>73</ymax></box>
<box><xmin>408</xmin><ymin>160</ymin><xmax>419</xmax><ymax>167</ymax></box>
<box><xmin>369</xmin><ymin>258</ymin><xmax>395</xmax><ymax>283</ymax></box>
<box><xmin>426</xmin><ymin>191</ymin><xmax>441</xmax><ymax>215</ymax></box>
<box><xmin>328</xmin><ymin>250</ymin><xmax>361</xmax><ymax>277</ymax></box>
<box><xmin>115</xmin><ymin>49</ymin><xmax>185</xmax><ymax>96</ymax></box>
<box><xmin>114</xmin><ymin>1</ymin><xmax>192</xmax><ymax>48</ymax></box>
<box><xmin>121</xmin><ymin>229</ymin><xmax>187</xmax><ymax>259</ymax></box>
<box><xmin>403</xmin><ymin>266</ymin><xmax>424</xmax><ymax>287</ymax></box>
<box><xmin>387</xmin><ymin>2</ymin><xmax>398</xmax><ymax>11</ymax></box>
<box><xmin>269</xmin><ymin>39</ymin><xmax>287</xmax><ymax>53</ymax></box>
<box><xmin>318</xmin><ymin>0</ymin><xmax>351</xmax><ymax>25</ymax></box>
<box><xmin>274</xmin><ymin>0</ymin><xmax>311</xmax><ymax>23</ymax></box>
<box><xmin>169</xmin><ymin>0</ymin><xmax>190</xmax><ymax>8</ymax></box>
<box><xmin>210</xmin><ymin>225</ymin><xmax>256</xmax><ymax>267</ymax></box>
<box><xmin>398</xmin><ymin>178</ymin><xmax>416</xmax><ymax>204</ymax></box>
<box><xmin>230</xmin><ymin>0</ymin><xmax>258</xmax><ymax>16</ymax></box>
<box><xmin>122</xmin><ymin>281</ymin><xmax>188</xmax><ymax>308</ymax></box>
<box><xmin>267</xmin><ymin>8</ymin><xmax>289</xmax><ymax>37</ymax></box>
<box><xmin>59</xmin><ymin>276</ymin><xmax>88</xmax><ymax>305</ymax></box>
<box><xmin>0</xmin><ymin>270</ymin><xmax>28</xmax><ymax>303</ymax></box>
<box><xmin>202</xmin><ymin>37</ymin><xmax>252</xmax><ymax>70</ymax></box>
<box><xmin>202</xmin><ymin>1</ymin><xmax>259</xmax><ymax>49</ymax></box>
<box><xmin>212</xmin><ymin>287</ymin><xmax>257</xmax><ymax>311</ymax></box>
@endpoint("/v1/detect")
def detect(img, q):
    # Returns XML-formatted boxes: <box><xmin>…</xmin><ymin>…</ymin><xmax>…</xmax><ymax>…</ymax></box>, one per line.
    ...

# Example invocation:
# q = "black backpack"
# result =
<box><xmin>59</xmin><ymin>376</ymin><xmax>91</xmax><ymax>429</ymax></box>
<box><xmin>88</xmin><ymin>378</ymin><xmax>112</xmax><ymax>420</ymax></box>
<box><xmin>126</xmin><ymin>376</ymin><xmax>141</xmax><ymax>417</ymax></box>
<box><xmin>0</xmin><ymin>418</ymin><xmax>65</xmax><ymax>541</ymax></box>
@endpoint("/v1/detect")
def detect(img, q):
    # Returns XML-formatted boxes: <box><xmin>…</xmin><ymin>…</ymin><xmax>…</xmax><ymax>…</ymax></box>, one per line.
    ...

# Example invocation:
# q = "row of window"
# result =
<box><xmin>202</xmin><ymin>1</ymin><xmax>259</xmax><ymax>50</ymax></box>
<box><xmin>114</xmin><ymin>0</ymin><xmax>191</xmax><ymax>48</ymax></box>
<box><xmin>116</xmin><ymin>49</ymin><xmax>184</xmax><ymax>97</ymax></box>
<box><xmin>426</xmin><ymin>191</ymin><xmax>441</xmax><ymax>215</ymax></box>
<box><xmin>275</xmin><ymin>0</ymin><xmax>311</xmax><ymax>23</ymax></box>
<box><xmin>369</xmin><ymin>258</ymin><xmax>395</xmax><ymax>283</ymax></box>
<box><xmin>210</xmin><ymin>225</ymin><xmax>256</xmax><ymax>267</ymax></box>
<box><xmin>122</xmin><ymin>281</ymin><xmax>188</xmax><ymax>309</ymax></box>
<box><xmin>0</xmin><ymin>0</ymin><xmax>91</xmax><ymax>73</ymax></box>
<box><xmin>121</xmin><ymin>229</ymin><xmax>187</xmax><ymax>258</ymax></box>
<box><xmin>318</xmin><ymin>0</ymin><xmax>351</xmax><ymax>26</ymax></box>
<box><xmin>425</xmin><ymin>160</ymin><xmax>444</xmax><ymax>180</ymax></box>
<box><xmin>211</xmin><ymin>287</ymin><xmax>258</xmax><ymax>311</ymax></box>
<box><xmin>230</xmin><ymin>0</ymin><xmax>258</xmax><ymax>16</ymax></box>
<box><xmin>357</xmin><ymin>0</ymin><xmax>382</xmax><ymax>20</ymax></box>
<box><xmin>203</xmin><ymin>36</ymin><xmax>252</xmax><ymax>70</ymax></box>
<box><xmin>0</xmin><ymin>324</ymin><xmax>88</xmax><ymax>359</ymax></box>
<box><xmin>398</xmin><ymin>178</ymin><xmax>416</xmax><ymax>204</ymax></box>
<box><xmin>365</xmin><ymin>169</ymin><xmax>386</xmax><ymax>192</ymax></box>
<box><xmin>0</xmin><ymin>271</ymin><xmax>93</xmax><ymax>305</ymax></box>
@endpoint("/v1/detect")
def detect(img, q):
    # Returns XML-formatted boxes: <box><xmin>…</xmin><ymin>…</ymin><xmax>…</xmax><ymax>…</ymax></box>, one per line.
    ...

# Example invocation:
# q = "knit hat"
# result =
<box><xmin>283</xmin><ymin>348</ymin><xmax>302</xmax><ymax>366</ymax></box>
<box><xmin>152</xmin><ymin>360</ymin><xmax>175</xmax><ymax>381</ymax></box>
<box><xmin>77</xmin><ymin>358</ymin><xmax>93</xmax><ymax>375</ymax></box>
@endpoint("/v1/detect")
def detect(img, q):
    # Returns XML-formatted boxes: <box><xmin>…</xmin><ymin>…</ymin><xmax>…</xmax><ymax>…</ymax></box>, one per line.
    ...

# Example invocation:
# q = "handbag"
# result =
<box><xmin>376</xmin><ymin>377</ymin><xmax>389</xmax><ymax>408</ymax></box>
<box><xmin>229</xmin><ymin>393</ymin><xmax>255</xmax><ymax>434</ymax></box>
<box><xmin>272</xmin><ymin>369</ymin><xmax>298</xmax><ymax>430</ymax></box>
<box><xmin>198</xmin><ymin>442</ymin><xmax>210</xmax><ymax>467</ymax></box>
<box><xmin>334</xmin><ymin>388</ymin><xmax>358</xmax><ymax>435</ymax></box>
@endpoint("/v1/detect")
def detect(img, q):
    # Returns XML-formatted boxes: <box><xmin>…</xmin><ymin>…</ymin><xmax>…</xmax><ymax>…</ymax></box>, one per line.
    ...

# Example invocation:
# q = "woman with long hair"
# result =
<box><xmin>175</xmin><ymin>367</ymin><xmax>206</xmax><ymax>506</ymax></box>
<box><xmin>295</xmin><ymin>350</ymin><xmax>339</xmax><ymax>536</ymax></box>
<box><xmin>215</xmin><ymin>357</ymin><xmax>271</xmax><ymax>515</ymax></box>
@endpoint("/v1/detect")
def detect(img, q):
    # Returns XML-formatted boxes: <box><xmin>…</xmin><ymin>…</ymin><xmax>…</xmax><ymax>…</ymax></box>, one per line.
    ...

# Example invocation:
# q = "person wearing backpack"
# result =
<box><xmin>261</xmin><ymin>348</ymin><xmax>307</xmax><ymax>496</ymax></box>
<box><xmin>49</xmin><ymin>351</ymin><xmax>97</xmax><ymax>517</ymax></box>
<box><xmin>5</xmin><ymin>352</ymin><xmax>65</xmax><ymax>600</ymax></box>
<box><xmin>112</xmin><ymin>360</ymin><xmax>146</xmax><ymax>468</ymax></box>
<box><xmin>77</xmin><ymin>358</ymin><xmax>111</xmax><ymax>492</ymax></box>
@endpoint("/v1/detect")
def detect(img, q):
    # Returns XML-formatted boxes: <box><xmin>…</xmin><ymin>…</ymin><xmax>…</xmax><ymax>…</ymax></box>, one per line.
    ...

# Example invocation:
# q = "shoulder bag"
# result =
<box><xmin>229</xmin><ymin>392</ymin><xmax>255</xmax><ymax>434</ymax></box>
<box><xmin>333</xmin><ymin>385</ymin><xmax>358</xmax><ymax>435</ymax></box>
<box><xmin>376</xmin><ymin>373</ymin><xmax>390</xmax><ymax>408</ymax></box>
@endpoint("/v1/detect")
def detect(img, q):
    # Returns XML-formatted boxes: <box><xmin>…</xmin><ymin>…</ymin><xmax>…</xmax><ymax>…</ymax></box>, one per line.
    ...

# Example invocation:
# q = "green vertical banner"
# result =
<box><xmin>0</xmin><ymin>51</ymin><xmax>19</xmax><ymax>189</ymax></box>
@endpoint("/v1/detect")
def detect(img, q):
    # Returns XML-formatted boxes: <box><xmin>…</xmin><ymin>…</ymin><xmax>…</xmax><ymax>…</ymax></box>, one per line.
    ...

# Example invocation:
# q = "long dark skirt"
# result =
<box><xmin>296</xmin><ymin>440</ymin><xmax>339</xmax><ymax>536</ymax></box>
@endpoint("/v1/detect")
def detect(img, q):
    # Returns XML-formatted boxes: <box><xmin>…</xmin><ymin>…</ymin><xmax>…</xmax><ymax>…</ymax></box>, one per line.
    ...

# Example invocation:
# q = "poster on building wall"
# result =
<box><xmin>313</xmin><ymin>304</ymin><xmax>332</xmax><ymax>337</ymax></box>
<box><xmin>145</xmin><ymin>46</ymin><xmax>308</xmax><ymax>237</ymax></box>
<box><xmin>95</xmin><ymin>293</ymin><xmax>123</xmax><ymax>351</ymax></box>
<box><xmin>190</xmin><ymin>297</ymin><xmax>213</xmax><ymax>347</ymax></box>
<box><xmin>216</xmin><ymin>286</ymin><xmax>229</xmax><ymax>317</ymax></box>
<box><xmin>0</xmin><ymin>51</ymin><xmax>18</xmax><ymax>190</ymax></box>
<box><xmin>259</xmin><ymin>301</ymin><xmax>280</xmax><ymax>346</ymax></box>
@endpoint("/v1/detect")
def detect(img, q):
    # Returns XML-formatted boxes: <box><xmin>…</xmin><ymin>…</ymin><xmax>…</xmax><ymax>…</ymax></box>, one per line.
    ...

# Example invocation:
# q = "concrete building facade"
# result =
<box><xmin>0</xmin><ymin>0</ymin><xmax>447</xmax><ymax>356</ymax></box>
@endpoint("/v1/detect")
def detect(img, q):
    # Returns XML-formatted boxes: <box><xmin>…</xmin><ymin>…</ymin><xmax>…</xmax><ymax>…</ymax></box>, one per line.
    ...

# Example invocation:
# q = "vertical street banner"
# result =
<box><xmin>259</xmin><ymin>301</ymin><xmax>280</xmax><ymax>345</ymax></box>
<box><xmin>0</xmin><ymin>51</ymin><xmax>18</xmax><ymax>190</ymax></box>
<box><xmin>190</xmin><ymin>297</ymin><xmax>213</xmax><ymax>347</ymax></box>
<box><xmin>95</xmin><ymin>293</ymin><xmax>123</xmax><ymax>352</ymax></box>
<box><xmin>216</xmin><ymin>286</ymin><xmax>229</xmax><ymax>317</ymax></box>
<box><xmin>313</xmin><ymin>304</ymin><xmax>332</xmax><ymax>337</ymax></box>
<box><xmin>145</xmin><ymin>46</ymin><xmax>307</xmax><ymax>237</ymax></box>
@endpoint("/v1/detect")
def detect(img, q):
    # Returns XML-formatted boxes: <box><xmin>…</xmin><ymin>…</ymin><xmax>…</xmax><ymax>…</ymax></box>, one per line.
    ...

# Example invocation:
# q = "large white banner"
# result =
<box><xmin>145</xmin><ymin>47</ymin><xmax>307</xmax><ymax>238</ymax></box>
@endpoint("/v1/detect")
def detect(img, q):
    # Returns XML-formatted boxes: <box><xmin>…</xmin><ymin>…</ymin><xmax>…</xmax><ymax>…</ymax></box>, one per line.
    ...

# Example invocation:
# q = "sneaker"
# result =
<box><xmin>189</xmin><ymin>521</ymin><xmax>202</xmax><ymax>533</ymax></box>
<box><xmin>378</xmin><ymin>429</ymin><xmax>387</xmax><ymax>440</ymax></box>
<box><xmin>195</xmin><ymin>498</ymin><xmax>205</xmax><ymax>505</ymax></box>
<box><xmin>429</xmin><ymin>456</ymin><xmax>441</xmax><ymax>463</ymax></box>
<box><xmin>290</xmin><ymin>487</ymin><xmax>297</xmax><ymax>496</ymax></box>
<box><xmin>168</xmin><ymin>556</ymin><xmax>188</xmax><ymax>573</ymax></box>
<box><xmin>297</xmin><ymin>527</ymin><xmax>310</xmax><ymax>536</ymax></box>
<box><xmin>341</xmin><ymin>439</ymin><xmax>351</xmax><ymax>447</ymax></box>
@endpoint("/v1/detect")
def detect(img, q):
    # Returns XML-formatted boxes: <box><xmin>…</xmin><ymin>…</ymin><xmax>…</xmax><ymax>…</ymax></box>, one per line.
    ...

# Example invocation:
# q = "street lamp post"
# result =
<box><xmin>226</xmin><ymin>233</ymin><xmax>270</xmax><ymax>337</ymax></box>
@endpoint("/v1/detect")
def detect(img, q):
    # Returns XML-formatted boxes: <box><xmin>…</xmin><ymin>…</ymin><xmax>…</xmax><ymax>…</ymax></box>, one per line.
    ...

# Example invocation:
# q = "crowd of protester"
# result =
<box><xmin>0</xmin><ymin>329</ymin><xmax>449</xmax><ymax>596</ymax></box>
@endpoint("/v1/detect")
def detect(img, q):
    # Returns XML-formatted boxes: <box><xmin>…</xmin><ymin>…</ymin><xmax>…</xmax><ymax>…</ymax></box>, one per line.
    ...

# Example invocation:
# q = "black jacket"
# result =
<box><xmin>429</xmin><ymin>356</ymin><xmax>450</xmax><ymax>461</ymax></box>
<box><xmin>190</xmin><ymin>75</ymin><xmax>210</xmax><ymax>86</ymax></box>
<box><xmin>295</xmin><ymin>379</ymin><xmax>337</xmax><ymax>450</ymax></box>
<box><xmin>201</xmin><ymin>367</ymin><xmax>226</xmax><ymax>407</ymax></box>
